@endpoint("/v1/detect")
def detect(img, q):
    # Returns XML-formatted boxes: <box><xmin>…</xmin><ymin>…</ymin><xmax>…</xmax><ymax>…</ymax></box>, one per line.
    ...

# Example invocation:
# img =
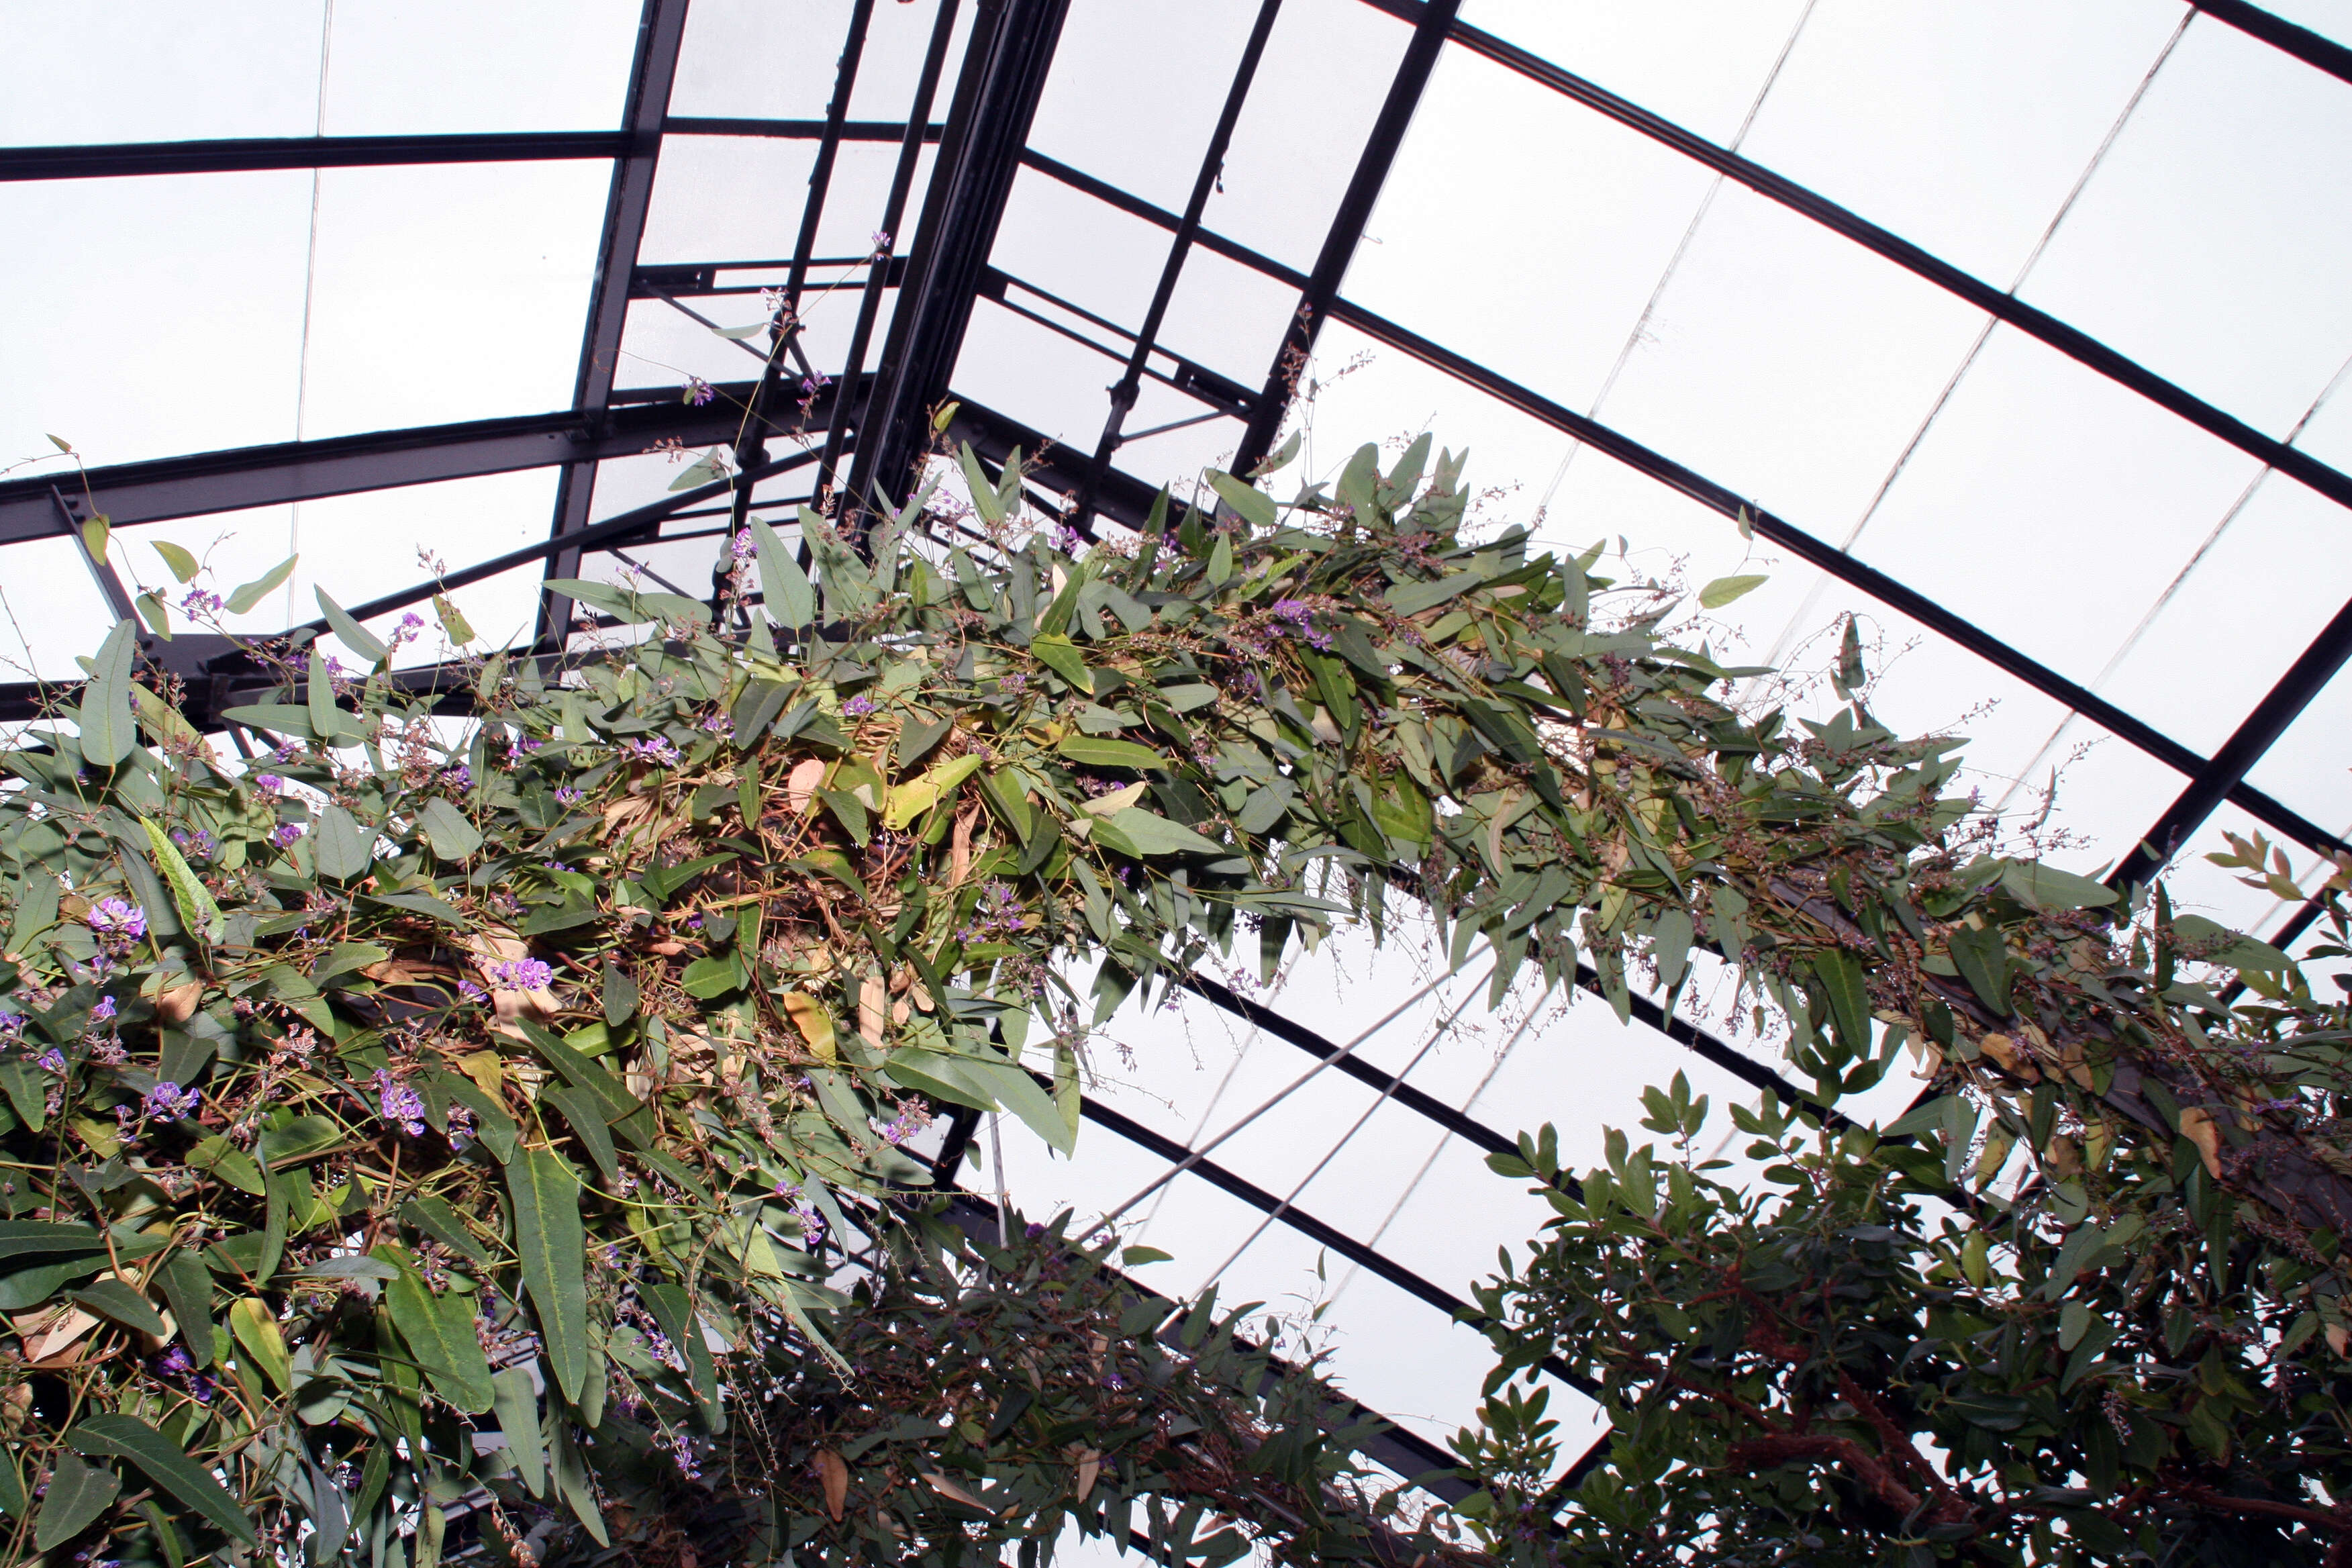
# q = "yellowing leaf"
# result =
<box><xmin>883</xmin><ymin>754</ymin><xmax>985</xmax><ymax>831</ymax></box>
<box><xmin>781</xmin><ymin>993</ymin><xmax>838</xmax><ymax>1062</ymax></box>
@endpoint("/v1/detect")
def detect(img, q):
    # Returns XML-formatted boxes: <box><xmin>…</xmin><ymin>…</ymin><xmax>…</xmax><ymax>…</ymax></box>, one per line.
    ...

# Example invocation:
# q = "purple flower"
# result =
<box><xmin>625</xmin><ymin>736</ymin><xmax>681</xmax><ymax>767</ymax></box>
<box><xmin>999</xmin><ymin>672</ymin><xmax>1028</xmax><ymax>695</ymax></box>
<box><xmin>488</xmin><ymin>958</ymin><xmax>553</xmax><ymax>992</ymax></box>
<box><xmin>144</xmin><ymin>1081</ymin><xmax>201</xmax><ymax>1120</ymax></box>
<box><xmin>554</xmin><ymin>785</ymin><xmax>583</xmax><ymax>805</ymax></box>
<box><xmin>252</xmin><ymin>773</ymin><xmax>285</xmax><ymax>794</ymax></box>
<box><xmin>89</xmin><ymin>997</ymin><xmax>115</xmax><ymax>1024</ymax></box>
<box><xmin>445</xmin><ymin>1105</ymin><xmax>475</xmax><ymax>1152</ymax></box>
<box><xmin>272</xmin><ymin>822</ymin><xmax>305</xmax><ymax>848</ymax></box>
<box><xmin>179</xmin><ymin>587</ymin><xmax>224</xmax><ymax>617</ymax></box>
<box><xmin>374</xmin><ymin>1070</ymin><xmax>428</xmax><ymax>1138</ymax></box>
<box><xmin>387</xmin><ymin>611</ymin><xmax>426</xmax><ymax>650</ymax></box>
<box><xmin>171</xmin><ymin>828</ymin><xmax>217</xmax><ymax>863</ymax></box>
<box><xmin>1050</xmin><ymin>524</ymin><xmax>1085</xmax><ymax>555</ymax></box>
<box><xmin>34</xmin><ymin>1049</ymin><xmax>64</xmax><ymax>1075</ymax></box>
<box><xmin>87</xmin><ymin>898</ymin><xmax>146</xmax><ymax>943</ymax></box>
<box><xmin>440</xmin><ymin>764</ymin><xmax>473</xmax><ymax>790</ymax></box>
<box><xmin>457</xmin><ymin>979</ymin><xmax>487</xmax><ymax>1002</ymax></box>
<box><xmin>799</xmin><ymin>372</ymin><xmax>830</xmax><ymax>396</ymax></box>
<box><xmin>685</xmin><ymin>376</ymin><xmax>714</xmax><ymax>407</ymax></box>
<box><xmin>842</xmin><ymin>693</ymin><xmax>877</xmax><ymax>718</ymax></box>
<box><xmin>871</xmin><ymin>230</ymin><xmax>891</xmax><ymax>250</ymax></box>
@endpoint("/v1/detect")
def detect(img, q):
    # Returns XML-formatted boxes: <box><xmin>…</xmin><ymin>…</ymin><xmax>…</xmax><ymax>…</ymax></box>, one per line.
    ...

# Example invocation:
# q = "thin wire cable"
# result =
<box><xmin>1530</xmin><ymin>0</ymin><xmax>1818</xmax><ymax>525</ymax></box>
<box><xmin>1078</xmin><ymin>964</ymin><xmax>1489</xmax><ymax>1244</ymax></box>
<box><xmin>1751</xmin><ymin>11</ymin><xmax>2192</xmax><ymax>677</ymax></box>
<box><xmin>287</xmin><ymin>0</ymin><xmax>336</xmax><ymax>624</ymax></box>
<box><xmin>1326</xmin><ymin>1002</ymin><xmax>1541</xmax><ymax>1306</ymax></box>
<box><xmin>1181</xmin><ymin>979</ymin><xmax>1498</xmax><ymax>1302</ymax></box>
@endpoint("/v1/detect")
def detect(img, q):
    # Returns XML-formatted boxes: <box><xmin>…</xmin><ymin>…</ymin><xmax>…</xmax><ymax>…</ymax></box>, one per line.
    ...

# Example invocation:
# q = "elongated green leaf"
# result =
<box><xmin>1030</xmin><ymin>634</ymin><xmax>1093</xmax><ymax>693</ymax></box>
<box><xmin>152</xmin><ymin>540</ymin><xmax>200</xmax><ymax>583</ymax></box>
<box><xmin>156</xmin><ymin>1251</ymin><xmax>214</xmax><ymax>1367</ymax></box>
<box><xmin>1698</xmin><ymin>573</ymin><xmax>1767</xmax><ymax>609</ymax></box>
<box><xmin>229</xmin><ymin>1295</ymin><xmax>291</xmax><ymax>1391</ymax></box>
<box><xmin>1947</xmin><ymin>923</ymin><xmax>2012</xmax><ymax>1016</ymax></box>
<box><xmin>0</xmin><ymin>1221</ymin><xmax>114</xmax><ymax>1262</ymax></box>
<box><xmin>507</xmin><ymin>1148</ymin><xmax>588</xmax><ymax>1404</ymax></box>
<box><xmin>433</xmin><ymin>593</ymin><xmax>475</xmax><ymax>645</ymax></box>
<box><xmin>416</xmin><ymin>797</ymin><xmax>481</xmax><ymax>860</ymax></box>
<box><xmin>77</xmin><ymin>618</ymin><xmax>137</xmax><ymax>767</ymax></box>
<box><xmin>224</xmin><ymin>552</ymin><xmax>297</xmax><ymax>616</ymax></box>
<box><xmin>641</xmin><ymin>1283</ymin><xmax>718</xmax><ymax>1421</ymax></box>
<box><xmin>141</xmin><ymin>816</ymin><xmax>224</xmax><ymax>942</ymax></box>
<box><xmin>883</xmin><ymin>754</ymin><xmax>986</xmax><ymax>832</ymax></box>
<box><xmin>493</xmin><ymin>1364</ymin><xmax>546</xmax><ymax>1498</ymax></box>
<box><xmin>958</xmin><ymin>444</ymin><xmax>1004</xmax><ymax>525</ymax></box>
<box><xmin>70</xmin><ymin>1277</ymin><xmax>166</xmax><ymax>1336</ymax></box>
<box><xmin>187</xmin><ymin>1135</ymin><xmax>266</xmax><ymax>1196</ymax></box>
<box><xmin>71</xmin><ymin>1413</ymin><xmax>258</xmax><ymax>1547</ymax></box>
<box><xmin>34</xmin><ymin>1451</ymin><xmax>118</xmax><ymax>1552</ymax></box>
<box><xmin>0</xmin><ymin>1062</ymin><xmax>46</xmax><ymax>1132</ymax></box>
<box><xmin>136</xmin><ymin>591</ymin><xmax>172</xmax><ymax>639</ymax></box>
<box><xmin>1057</xmin><ymin>735</ymin><xmax>1165</xmax><ymax>771</ymax></box>
<box><xmin>315</xmin><ymin>585</ymin><xmax>389</xmax><ymax>665</ymax></box>
<box><xmin>2171</xmin><ymin>913</ymin><xmax>2293</xmax><ymax>972</ymax></box>
<box><xmin>1208</xmin><ymin>471</ymin><xmax>1276</xmax><ymax>531</ymax></box>
<box><xmin>748</xmin><ymin>518</ymin><xmax>816</xmax><ymax>628</ymax></box>
<box><xmin>543</xmin><ymin>577</ymin><xmax>706</xmax><ymax>626</ymax></box>
<box><xmin>977</xmin><ymin>1059</ymin><xmax>1075</xmax><ymax>1157</ymax></box>
<box><xmin>1811</xmin><ymin>949</ymin><xmax>1873</xmax><ymax>1055</ymax></box>
<box><xmin>540</xmin><ymin>1084</ymin><xmax>619</xmax><ymax>1185</ymax></box>
<box><xmin>385</xmin><ymin>1267</ymin><xmax>494</xmax><ymax>1414</ymax></box>
<box><xmin>1090</xmin><ymin>807</ymin><xmax>1226</xmax><ymax>859</ymax></box>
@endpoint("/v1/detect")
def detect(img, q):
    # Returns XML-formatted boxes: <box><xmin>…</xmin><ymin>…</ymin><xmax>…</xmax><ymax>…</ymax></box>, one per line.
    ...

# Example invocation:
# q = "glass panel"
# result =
<box><xmin>1847</xmin><ymin>324</ymin><xmax>2263</xmax><ymax>709</ymax></box>
<box><xmin>299</xmin><ymin>161</ymin><xmax>613</xmax><ymax>440</ymax></box>
<box><xmin>320</xmin><ymin>0</ymin><xmax>640</xmax><ymax>134</ymax></box>
<box><xmin>2</xmin><ymin>4</ymin><xmax>326</xmax><ymax>146</ymax></box>
<box><xmin>1460</xmin><ymin>0</ymin><xmax>1814</xmax><ymax>147</ymax></box>
<box><xmin>2253</xmin><ymin>0</ymin><xmax>2352</xmax><ymax>47</ymax></box>
<box><xmin>1204</xmin><ymin>0</ymin><xmax>1410</xmax><ymax>271</ymax></box>
<box><xmin>2017</xmin><ymin>17</ymin><xmax>2352</xmax><ymax>438</ymax></box>
<box><xmin>641</xmin><ymin>134</ymin><xmax>929</xmax><ymax>266</ymax></box>
<box><xmin>1029</xmin><ymin>0</ymin><xmax>1267</xmax><ymax>217</ymax></box>
<box><xmin>1349</xmin><ymin>41</ymin><xmax>1719</xmax><ymax>420</ymax></box>
<box><xmin>2249</xmin><ymin>652</ymin><xmax>2352</xmax><ymax>834</ymax></box>
<box><xmin>1589</xmin><ymin>182</ymin><xmax>1993</xmax><ymax>530</ymax></box>
<box><xmin>671</xmin><ymin>0</ymin><xmax>861</xmax><ymax>121</ymax></box>
<box><xmin>0</xmin><ymin>537</ymin><xmax>124</xmax><ymax>682</ymax></box>
<box><xmin>1736</xmin><ymin>0</ymin><xmax>2188</xmax><ymax>285</ymax></box>
<box><xmin>1</xmin><ymin>173</ymin><xmax>311</xmax><ymax>467</ymax></box>
<box><xmin>1156</xmin><ymin>244</ymin><xmax>1298</xmax><ymax>387</ymax></box>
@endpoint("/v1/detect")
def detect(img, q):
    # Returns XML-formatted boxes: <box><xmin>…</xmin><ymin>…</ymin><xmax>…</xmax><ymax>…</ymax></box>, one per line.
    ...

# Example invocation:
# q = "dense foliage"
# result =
<box><xmin>7</xmin><ymin>424</ymin><xmax>2348</xmax><ymax>1567</ymax></box>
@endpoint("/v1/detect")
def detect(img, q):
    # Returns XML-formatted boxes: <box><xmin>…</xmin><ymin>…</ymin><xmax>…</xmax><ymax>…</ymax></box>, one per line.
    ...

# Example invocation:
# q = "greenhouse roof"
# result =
<box><xmin>5</xmin><ymin>0</ymin><xmax>2352</xmax><ymax>1504</ymax></box>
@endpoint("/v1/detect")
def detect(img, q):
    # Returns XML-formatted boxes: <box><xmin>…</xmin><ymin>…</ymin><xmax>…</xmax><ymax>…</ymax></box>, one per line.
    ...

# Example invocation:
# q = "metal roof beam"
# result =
<box><xmin>538</xmin><ymin>0</ymin><xmax>692</xmax><ymax>650</ymax></box>
<box><xmin>3</xmin><ymin>398</ymin><xmax>750</xmax><ymax>544</ymax></box>
<box><xmin>847</xmin><ymin>0</ymin><xmax>1074</xmax><ymax>518</ymax></box>
<box><xmin>2190</xmin><ymin>0</ymin><xmax>2352</xmax><ymax>87</ymax></box>
<box><xmin>1233</xmin><ymin>0</ymin><xmax>1459</xmax><ymax>475</ymax></box>
<box><xmin>0</xmin><ymin>131</ymin><xmax>631</xmax><ymax>182</ymax></box>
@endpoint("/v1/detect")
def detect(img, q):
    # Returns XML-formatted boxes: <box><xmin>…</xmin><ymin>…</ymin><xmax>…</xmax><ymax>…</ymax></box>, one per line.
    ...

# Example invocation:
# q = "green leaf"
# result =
<box><xmin>2001</xmin><ymin>860</ymin><xmax>2118</xmax><ymax>912</ymax></box>
<box><xmin>1698</xmin><ymin>573</ymin><xmax>1767</xmax><ymax>609</ymax></box>
<box><xmin>1811</xmin><ymin>948</ymin><xmax>1873</xmax><ymax>1054</ymax></box>
<box><xmin>493</xmin><ymin>1364</ymin><xmax>547</xmax><ymax>1498</ymax></box>
<box><xmin>229</xmin><ymin>1295</ymin><xmax>291</xmax><ymax>1392</ymax></box>
<box><xmin>433</xmin><ymin>593</ymin><xmax>476</xmax><ymax>646</ymax></box>
<box><xmin>1090</xmin><ymin>807</ymin><xmax>1227</xmax><ymax>859</ymax></box>
<box><xmin>1057</xmin><ymin>735</ymin><xmax>1166</xmax><ymax>771</ymax></box>
<box><xmin>2170</xmin><ymin>913</ymin><xmax>2293</xmax><ymax>971</ymax></box>
<box><xmin>224</xmin><ymin>552</ymin><xmax>297</xmax><ymax>616</ymax></box>
<box><xmin>1947</xmin><ymin>924</ymin><xmax>2012</xmax><ymax>1016</ymax></box>
<box><xmin>315</xmin><ymin>585</ymin><xmax>389</xmax><ymax>665</ymax></box>
<box><xmin>544</xmin><ymin>578</ymin><xmax>707</xmax><ymax>627</ymax></box>
<box><xmin>0</xmin><ymin>1221</ymin><xmax>116</xmax><ymax>1263</ymax></box>
<box><xmin>1030</xmin><ymin>634</ymin><xmax>1094</xmax><ymax>693</ymax></box>
<box><xmin>187</xmin><ymin>1136</ymin><xmax>266</xmax><ymax>1196</ymax></box>
<box><xmin>136</xmin><ymin>591</ymin><xmax>173</xmax><ymax>640</ymax></box>
<box><xmin>642</xmin><ymin>1283</ymin><xmax>720</xmax><ymax>1421</ymax></box>
<box><xmin>957</xmin><ymin>444</ymin><xmax>1005</xmax><ymax>525</ymax></box>
<box><xmin>0</xmin><ymin>1061</ymin><xmax>47</xmax><ymax>1133</ymax></box>
<box><xmin>541</xmin><ymin>1084</ymin><xmax>620</xmax><ymax>1185</ymax></box>
<box><xmin>507</xmin><ymin>1148</ymin><xmax>589</xmax><ymax>1405</ymax></box>
<box><xmin>0</xmin><ymin>1450</ymin><xmax>23</xmax><ymax>1520</ymax></box>
<box><xmin>81</xmin><ymin>515</ymin><xmax>110</xmax><ymax>562</ymax></box>
<box><xmin>385</xmin><ymin>1266</ymin><xmax>495</xmax><ymax>1414</ymax></box>
<box><xmin>140</xmin><ymin>816</ymin><xmax>224</xmax><ymax>943</ymax></box>
<box><xmin>417</xmin><ymin>797</ymin><xmax>481</xmax><ymax>860</ymax></box>
<box><xmin>70</xmin><ymin>1413</ymin><xmax>258</xmax><ymax>1547</ymax></box>
<box><xmin>156</xmin><ymin>1252</ymin><xmax>214</xmax><ymax>1367</ymax></box>
<box><xmin>1208</xmin><ymin>471</ymin><xmax>1276</xmax><ymax>532</ymax></box>
<box><xmin>70</xmin><ymin>1277</ymin><xmax>166</xmax><ymax>1337</ymax></box>
<box><xmin>1122</xmin><ymin>1246</ymin><xmax>1173</xmax><ymax>1267</ymax></box>
<box><xmin>712</xmin><ymin>320</ymin><xmax>768</xmax><ymax>340</ymax></box>
<box><xmin>77</xmin><ymin>618</ymin><xmax>138</xmax><ymax>768</ymax></box>
<box><xmin>883</xmin><ymin>754</ymin><xmax>985</xmax><ymax>832</ymax></box>
<box><xmin>34</xmin><ymin>1451</ymin><xmax>119</xmax><ymax>1553</ymax></box>
<box><xmin>152</xmin><ymin>540</ymin><xmax>201</xmax><ymax>583</ymax></box>
<box><xmin>749</xmin><ymin>518</ymin><xmax>816</xmax><ymax>628</ymax></box>
<box><xmin>1385</xmin><ymin>572</ymin><xmax>1477</xmax><ymax>618</ymax></box>
<box><xmin>312</xmin><ymin>803</ymin><xmax>373</xmax><ymax>880</ymax></box>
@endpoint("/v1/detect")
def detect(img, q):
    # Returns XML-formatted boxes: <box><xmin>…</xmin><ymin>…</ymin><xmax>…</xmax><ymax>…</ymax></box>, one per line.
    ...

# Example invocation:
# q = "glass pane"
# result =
<box><xmin>320</xmin><ymin>0</ymin><xmax>640</xmax><ymax>134</ymax></box>
<box><xmin>2</xmin><ymin>4</ymin><xmax>327</xmax><ymax>146</ymax></box>
<box><xmin>2018</xmin><ymin>17</ymin><xmax>2352</xmax><ymax>438</ymax></box>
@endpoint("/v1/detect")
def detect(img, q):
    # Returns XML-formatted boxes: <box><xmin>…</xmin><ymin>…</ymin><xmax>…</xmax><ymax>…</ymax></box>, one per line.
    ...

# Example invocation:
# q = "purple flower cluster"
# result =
<box><xmin>87</xmin><ymin>897</ymin><xmax>146</xmax><ymax>944</ymax></box>
<box><xmin>773</xmin><ymin>1179</ymin><xmax>828</xmax><ymax>1248</ymax></box>
<box><xmin>487</xmin><ymin>957</ymin><xmax>554</xmax><ymax>992</ymax></box>
<box><xmin>554</xmin><ymin>785</ymin><xmax>583</xmax><ymax>805</ymax></box>
<box><xmin>142</xmin><ymin>1081</ymin><xmax>201</xmax><ymax>1120</ymax></box>
<box><xmin>446</xmin><ymin>1104</ymin><xmax>475</xmax><ymax>1152</ymax></box>
<box><xmin>89</xmin><ymin>996</ymin><xmax>115</xmax><ymax>1024</ymax></box>
<box><xmin>957</xmin><ymin>880</ymin><xmax>1026</xmax><ymax>944</ymax></box>
<box><xmin>170</xmin><ymin>827</ymin><xmax>217</xmax><ymax>863</ymax></box>
<box><xmin>626</xmin><ymin>736</ymin><xmax>681</xmax><ymax>767</ymax></box>
<box><xmin>684</xmin><ymin>375</ymin><xmax>714</xmax><ymax>407</ymax></box>
<box><xmin>252</xmin><ymin>773</ymin><xmax>285</xmax><ymax>794</ymax></box>
<box><xmin>1269</xmin><ymin>597</ymin><xmax>1334</xmax><ymax>651</ymax></box>
<box><xmin>179</xmin><ymin>587</ymin><xmax>224</xmax><ymax>618</ymax></box>
<box><xmin>152</xmin><ymin>1344</ymin><xmax>214</xmax><ymax>1403</ymax></box>
<box><xmin>271</xmin><ymin>822</ymin><xmax>305</xmax><ymax>848</ymax></box>
<box><xmin>842</xmin><ymin>693</ymin><xmax>877</xmax><ymax>718</ymax></box>
<box><xmin>387</xmin><ymin>610</ymin><xmax>426</xmax><ymax>652</ymax></box>
<box><xmin>440</xmin><ymin>763</ymin><xmax>473</xmax><ymax>791</ymax></box>
<box><xmin>876</xmin><ymin>1103</ymin><xmax>930</xmax><ymax>1147</ymax></box>
<box><xmin>374</xmin><ymin>1070</ymin><xmax>427</xmax><ymax>1138</ymax></box>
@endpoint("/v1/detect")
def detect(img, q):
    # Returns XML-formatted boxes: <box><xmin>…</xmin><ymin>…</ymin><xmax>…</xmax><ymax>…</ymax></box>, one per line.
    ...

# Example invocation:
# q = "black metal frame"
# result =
<box><xmin>8</xmin><ymin>0</ymin><xmax>2349</xmax><ymax>1518</ymax></box>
